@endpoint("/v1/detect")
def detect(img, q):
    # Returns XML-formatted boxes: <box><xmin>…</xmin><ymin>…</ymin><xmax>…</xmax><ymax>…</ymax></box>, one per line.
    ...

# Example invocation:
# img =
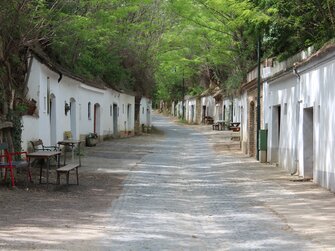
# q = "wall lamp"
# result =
<box><xmin>65</xmin><ymin>102</ymin><xmax>71</xmax><ymax>115</ymax></box>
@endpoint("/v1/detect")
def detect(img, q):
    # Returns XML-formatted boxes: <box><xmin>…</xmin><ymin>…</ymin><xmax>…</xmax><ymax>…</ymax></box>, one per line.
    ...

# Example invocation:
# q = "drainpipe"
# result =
<box><xmin>293</xmin><ymin>66</ymin><xmax>300</xmax><ymax>80</ymax></box>
<box><xmin>291</xmin><ymin>65</ymin><xmax>301</xmax><ymax>175</ymax></box>
<box><xmin>256</xmin><ymin>37</ymin><xmax>261</xmax><ymax>161</ymax></box>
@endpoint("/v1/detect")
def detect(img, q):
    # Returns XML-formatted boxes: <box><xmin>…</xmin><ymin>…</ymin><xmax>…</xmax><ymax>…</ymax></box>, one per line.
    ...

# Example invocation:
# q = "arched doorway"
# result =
<box><xmin>94</xmin><ymin>103</ymin><xmax>101</xmax><ymax>135</ymax></box>
<box><xmin>49</xmin><ymin>94</ymin><xmax>57</xmax><ymax>145</ymax></box>
<box><xmin>70</xmin><ymin>98</ymin><xmax>77</xmax><ymax>140</ymax></box>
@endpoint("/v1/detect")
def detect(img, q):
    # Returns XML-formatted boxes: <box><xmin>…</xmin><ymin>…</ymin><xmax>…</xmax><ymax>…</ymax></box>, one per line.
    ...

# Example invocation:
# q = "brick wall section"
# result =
<box><xmin>246</xmin><ymin>83</ymin><xmax>264</xmax><ymax>157</ymax></box>
<box><xmin>196</xmin><ymin>97</ymin><xmax>202</xmax><ymax>124</ymax></box>
<box><xmin>247</xmin><ymin>88</ymin><xmax>257</xmax><ymax>157</ymax></box>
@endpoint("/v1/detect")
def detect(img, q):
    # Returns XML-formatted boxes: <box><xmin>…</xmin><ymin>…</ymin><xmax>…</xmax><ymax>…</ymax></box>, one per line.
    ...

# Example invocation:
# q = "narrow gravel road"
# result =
<box><xmin>2</xmin><ymin>114</ymin><xmax>334</xmax><ymax>250</ymax></box>
<box><xmin>97</xmin><ymin>115</ymin><xmax>328</xmax><ymax>250</ymax></box>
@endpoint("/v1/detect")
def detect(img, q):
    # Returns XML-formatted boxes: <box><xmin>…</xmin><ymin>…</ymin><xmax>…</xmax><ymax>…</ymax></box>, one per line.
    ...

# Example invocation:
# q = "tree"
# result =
<box><xmin>0</xmin><ymin>0</ymin><xmax>54</xmax><ymax>151</ymax></box>
<box><xmin>154</xmin><ymin>0</ymin><xmax>270</xmax><ymax>102</ymax></box>
<box><xmin>260</xmin><ymin>0</ymin><xmax>335</xmax><ymax>59</ymax></box>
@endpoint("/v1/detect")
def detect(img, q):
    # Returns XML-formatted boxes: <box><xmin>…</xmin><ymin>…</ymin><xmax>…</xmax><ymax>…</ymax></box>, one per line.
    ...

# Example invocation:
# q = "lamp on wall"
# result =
<box><xmin>65</xmin><ymin>101</ymin><xmax>70</xmax><ymax>115</ymax></box>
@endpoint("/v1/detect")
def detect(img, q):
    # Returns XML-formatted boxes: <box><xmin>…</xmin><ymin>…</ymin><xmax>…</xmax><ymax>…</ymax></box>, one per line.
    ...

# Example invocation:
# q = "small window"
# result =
<box><xmin>122</xmin><ymin>104</ymin><xmax>125</xmax><ymax>114</ymax></box>
<box><xmin>142</xmin><ymin>107</ymin><xmax>144</xmax><ymax>114</ymax></box>
<box><xmin>88</xmin><ymin>102</ymin><xmax>91</xmax><ymax>120</ymax></box>
<box><xmin>110</xmin><ymin>105</ymin><xmax>113</xmax><ymax>116</ymax></box>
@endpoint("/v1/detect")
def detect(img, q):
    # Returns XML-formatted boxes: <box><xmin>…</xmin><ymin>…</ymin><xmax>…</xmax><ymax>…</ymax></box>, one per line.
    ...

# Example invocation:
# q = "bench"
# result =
<box><xmin>212</xmin><ymin>121</ymin><xmax>225</xmax><ymax>130</ymax></box>
<box><xmin>204</xmin><ymin>116</ymin><xmax>214</xmax><ymax>125</ymax></box>
<box><xmin>56</xmin><ymin>163</ymin><xmax>79</xmax><ymax>185</ymax></box>
<box><xmin>229</xmin><ymin>126</ymin><xmax>240</xmax><ymax>132</ymax></box>
<box><xmin>212</xmin><ymin>122</ymin><xmax>220</xmax><ymax>130</ymax></box>
<box><xmin>30</xmin><ymin>139</ymin><xmax>59</xmax><ymax>152</ymax></box>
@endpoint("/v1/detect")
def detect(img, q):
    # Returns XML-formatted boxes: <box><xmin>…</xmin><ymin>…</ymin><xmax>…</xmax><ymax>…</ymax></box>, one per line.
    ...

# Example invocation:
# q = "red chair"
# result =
<box><xmin>0</xmin><ymin>143</ymin><xmax>32</xmax><ymax>187</ymax></box>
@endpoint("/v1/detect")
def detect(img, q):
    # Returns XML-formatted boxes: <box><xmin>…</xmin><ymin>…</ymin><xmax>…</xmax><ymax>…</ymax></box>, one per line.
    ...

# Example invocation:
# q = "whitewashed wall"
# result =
<box><xmin>171</xmin><ymin>101</ymin><xmax>176</xmax><ymax>117</ymax></box>
<box><xmin>240</xmin><ymin>92</ymin><xmax>248</xmax><ymax>154</ymax></box>
<box><xmin>176</xmin><ymin>101</ymin><xmax>183</xmax><ymax>118</ymax></box>
<box><xmin>200</xmin><ymin>95</ymin><xmax>215</xmax><ymax>120</ymax></box>
<box><xmin>139</xmin><ymin>97</ymin><xmax>152</xmax><ymax>126</ymax></box>
<box><xmin>232</xmin><ymin>97</ymin><xmax>242</xmax><ymax>123</ymax></box>
<box><xmin>117</xmin><ymin>93</ymin><xmax>135</xmax><ymax>135</ymax></box>
<box><xmin>263</xmin><ymin>47</ymin><xmax>335</xmax><ymax>192</ymax></box>
<box><xmin>266</xmin><ymin>73</ymin><xmax>298</xmax><ymax>173</ymax></box>
<box><xmin>21</xmin><ymin>56</ymin><xmax>136</xmax><ymax>151</ymax></box>
<box><xmin>214</xmin><ymin>101</ymin><xmax>222</xmax><ymax>122</ymax></box>
<box><xmin>186</xmin><ymin>97</ymin><xmax>197</xmax><ymax>123</ymax></box>
<box><xmin>296</xmin><ymin>50</ymin><xmax>335</xmax><ymax>191</ymax></box>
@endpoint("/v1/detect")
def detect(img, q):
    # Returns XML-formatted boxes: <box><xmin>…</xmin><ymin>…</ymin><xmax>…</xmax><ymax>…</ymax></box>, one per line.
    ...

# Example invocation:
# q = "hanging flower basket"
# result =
<box><xmin>14</xmin><ymin>98</ymin><xmax>37</xmax><ymax>116</ymax></box>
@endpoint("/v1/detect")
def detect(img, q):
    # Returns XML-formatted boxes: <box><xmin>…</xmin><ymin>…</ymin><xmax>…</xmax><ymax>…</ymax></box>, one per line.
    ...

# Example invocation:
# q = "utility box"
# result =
<box><xmin>259</xmin><ymin>129</ymin><xmax>268</xmax><ymax>163</ymax></box>
<box><xmin>259</xmin><ymin>129</ymin><xmax>268</xmax><ymax>151</ymax></box>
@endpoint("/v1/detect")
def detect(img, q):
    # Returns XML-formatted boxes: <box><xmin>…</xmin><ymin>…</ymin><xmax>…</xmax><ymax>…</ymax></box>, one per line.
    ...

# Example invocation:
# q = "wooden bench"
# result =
<box><xmin>212</xmin><ymin>122</ymin><xmax>220</xmax><ymax>130</ymax></box>
<box><xmin>229</xmin><ymin>126</ymin><xmax>240</xmax><ymax>132</ymax></box>
<box><xmin>204</xmin><ymin>116</ymin><xmax>214</xmax><ymax>125</ymax></box>
<box><xmin>30</xmin><ymin>139</ymin><xmax>59</xmax><ymax>152</ymax></box>
<box><xmin>56</xmin><ymin>163</ymin><xmax>79</xmax><ymax>185</ymax></box>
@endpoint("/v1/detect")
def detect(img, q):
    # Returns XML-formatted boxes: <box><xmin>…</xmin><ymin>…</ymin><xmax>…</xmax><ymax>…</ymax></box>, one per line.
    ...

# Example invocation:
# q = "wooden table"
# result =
<box><xmin>230</xmin><ymin>122</ymin><xmax>240</xmax><ymax>127</ymax></box>
<box><xmin>58</xmin><ymin>140</ymin><xmax>81</xmax><ymax>167</ymax></box>
<box><xmin>229</xmin><ymin>122</ymin><xmax>241</xmax><ymax>132</ymax></box>
<box><xmin>204</xmin><ymin>116</ymin><xmax>214</xmax><ymax>125</ymax></box>
<box><xmin>217</xmin><ymin>120</ymin><xmax>226</xmax><ymax>130</ymax></box>
<box><xmin>27</xmin><ymin>151</ymin><xmax>61</xmax><ymax>188</ymax></box>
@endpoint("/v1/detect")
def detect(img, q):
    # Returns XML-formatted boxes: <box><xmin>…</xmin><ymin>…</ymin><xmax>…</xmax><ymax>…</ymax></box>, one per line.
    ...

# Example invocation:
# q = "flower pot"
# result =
<box><xmin>85</xmin><ymin>133</ymin><xmax>98</xmax><ymax>147</ymax></box>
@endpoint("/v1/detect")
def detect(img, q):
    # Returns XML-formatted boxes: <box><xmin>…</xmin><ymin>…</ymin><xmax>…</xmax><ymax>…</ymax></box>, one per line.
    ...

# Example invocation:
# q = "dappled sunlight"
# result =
<box><xmin>0</xmin><ymin>224</ymin><xmax>106</xmax><ymax>244</ymax></box>
<box><xmin>2</xmin><ymin>114</ymin><xmax>335</xmax><ymax>249</ymax></box>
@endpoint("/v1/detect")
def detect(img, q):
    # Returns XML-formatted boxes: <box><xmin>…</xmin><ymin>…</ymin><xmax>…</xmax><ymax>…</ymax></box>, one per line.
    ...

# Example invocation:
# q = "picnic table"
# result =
<box><xmin>27</xmin><ymin>150</ymin><xmax>61</xmax><ymax>188</ymax></box>
<box><xmin>212</xmin><ymin>120</ymin><xmax>226</xmax><ymax>131</ymax></box>
<box><xmin>204</xmin><ymin>116</ymin><xmax>214</xmax><ymax>125</ymax></box>
<box><xmin>229</xmin><ymin>122</ymin><xmax>241</xmax><ymax>132</ymax></box>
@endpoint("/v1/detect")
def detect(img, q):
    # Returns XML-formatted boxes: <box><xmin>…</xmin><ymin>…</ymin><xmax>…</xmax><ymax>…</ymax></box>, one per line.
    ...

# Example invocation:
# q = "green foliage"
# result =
<box><xmin>260</xmin><ymin>0</ymin><xmax>335</xmax><ymax>59</ymax></box>
<box><xmin>154</xmin><ymin>0</ymin><xmax>270</xmax><ymax>102</ymax></box>
<box><xmin>46</xmin><ymin>0</ymin><xmax>168</xmax><ymax>96</ymax></box>
<box><xmin>189</xmin><ymin>86</ymin><xmax>204</xmax><ymax>96</ymax></box>
<box><xmin>1</xmin><ymin>0</ymin><xmax>335</xmax><ymax>126</ymax></box>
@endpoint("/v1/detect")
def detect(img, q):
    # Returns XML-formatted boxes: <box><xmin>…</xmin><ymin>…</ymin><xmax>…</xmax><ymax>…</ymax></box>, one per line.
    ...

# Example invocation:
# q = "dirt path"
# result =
<box><xmin>0</xmin><ymin>133</ymin><xmax>161</xmax><ymax>250</ymax></box>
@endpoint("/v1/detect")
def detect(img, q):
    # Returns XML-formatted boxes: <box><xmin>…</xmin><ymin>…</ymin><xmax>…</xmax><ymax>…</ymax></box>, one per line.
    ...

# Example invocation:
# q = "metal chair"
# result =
<box><xmin>30</xmin><ymin>139</ymin><xmax>59</xmax><ymax>152</ymax></box>
<box><xmin>0</xmin><ymin>143</ymin><xmax>32</xmax><ymax>187</ymax></box>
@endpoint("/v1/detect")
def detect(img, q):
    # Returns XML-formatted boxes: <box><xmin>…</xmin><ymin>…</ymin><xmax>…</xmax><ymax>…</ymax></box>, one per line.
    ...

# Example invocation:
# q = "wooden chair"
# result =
<box><xmin>0</xmin><ymin>143</ymin><xmax>32</xmax><ymax>187</ymax></box>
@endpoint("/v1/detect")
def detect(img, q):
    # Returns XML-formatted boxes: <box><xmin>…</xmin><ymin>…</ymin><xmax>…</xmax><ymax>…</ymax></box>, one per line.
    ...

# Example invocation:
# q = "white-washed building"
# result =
<box><xmin>139</xmin><ymin>97</ymin><xmax>152</xmax><ymax>128</ymax></box>
<box><xmin>200</xmin><ymin>89</ymin><xmax>216</xmax><ymax>123</ymax></box>
<box><xmin>264</xmin><ymin>44</ymin><xmax>335</xmax><ymax>192</ymax></box>
<box><xmin>185</xmin><ymin>95</ymin><xmax>201</xmax><ymax>124</ymax></box>
<box><xmin>21</xmin><ymin>51</ymin><xmax>138</xmax><ymax>151</ymax></box>
<box><xmin>264</xmin><ymin>47</ymin><xmax>314</xmax><ymax>171</ymax></box>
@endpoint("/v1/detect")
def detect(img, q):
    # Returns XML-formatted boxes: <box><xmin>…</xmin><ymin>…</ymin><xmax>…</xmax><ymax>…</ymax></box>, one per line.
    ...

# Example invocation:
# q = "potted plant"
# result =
<box><xmin>86</xmin><ymin>133</ymin><xmax>98</xmax><ymax>147</ymax></box>
<box><xmin>14</xmin><ymin>98</ymin><xmax>37</xmax><ymax>116</ymax></box>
